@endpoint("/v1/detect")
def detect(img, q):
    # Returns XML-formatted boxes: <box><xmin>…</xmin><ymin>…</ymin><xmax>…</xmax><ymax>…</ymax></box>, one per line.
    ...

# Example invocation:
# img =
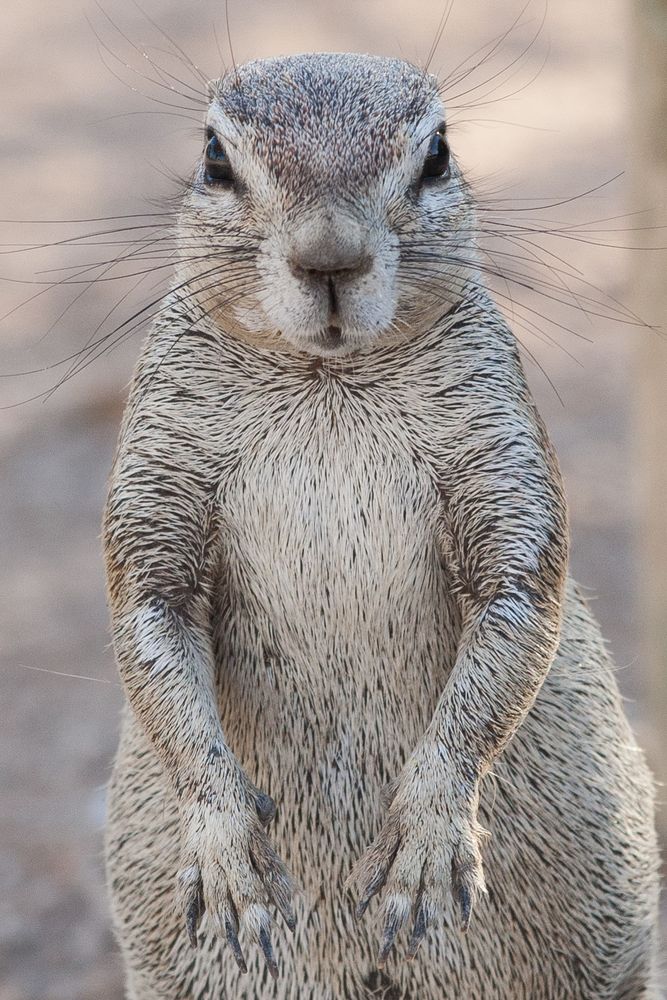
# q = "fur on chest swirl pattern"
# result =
<box><xmin>211</xmin><ymin>374</ymin><xmax>459</xmax><ymax>773</ymax></box>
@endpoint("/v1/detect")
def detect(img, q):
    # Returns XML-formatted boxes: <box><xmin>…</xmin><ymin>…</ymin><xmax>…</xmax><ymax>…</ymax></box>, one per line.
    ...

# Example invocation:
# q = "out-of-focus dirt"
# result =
<box><xmin>0</xmin><ymin>2</ymin><xmax>663</xmax><ymax>997</ymax></box>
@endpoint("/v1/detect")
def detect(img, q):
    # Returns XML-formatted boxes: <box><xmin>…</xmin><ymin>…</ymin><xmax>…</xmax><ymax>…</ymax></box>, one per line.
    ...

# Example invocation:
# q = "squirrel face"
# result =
<box><xmin>179</xmin><ymin>52</ymin><xmax>479</xmax><ymax>357</ymax></box>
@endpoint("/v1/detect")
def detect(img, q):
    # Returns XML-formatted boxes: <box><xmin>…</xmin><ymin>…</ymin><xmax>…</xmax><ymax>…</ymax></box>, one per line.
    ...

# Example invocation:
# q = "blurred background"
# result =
<box><xmin>0</xmin><ymin>1</ymin><xmax>664</xmax><ymax>997</ymax></box>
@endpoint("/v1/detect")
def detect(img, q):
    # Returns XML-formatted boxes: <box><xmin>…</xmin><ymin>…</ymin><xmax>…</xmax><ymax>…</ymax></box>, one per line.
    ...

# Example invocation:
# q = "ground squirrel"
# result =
<box><xmin>104</xmin><ymin>52</ymin><xmax>660</xmax><ymax>999</ymax></box>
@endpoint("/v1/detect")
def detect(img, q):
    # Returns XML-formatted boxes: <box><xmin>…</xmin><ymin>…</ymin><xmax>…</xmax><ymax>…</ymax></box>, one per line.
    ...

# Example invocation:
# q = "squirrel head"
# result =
<box><xmin>178</xmin><ymin>52</ymin><xmax>478</xmax><ymax>357</ymax></box>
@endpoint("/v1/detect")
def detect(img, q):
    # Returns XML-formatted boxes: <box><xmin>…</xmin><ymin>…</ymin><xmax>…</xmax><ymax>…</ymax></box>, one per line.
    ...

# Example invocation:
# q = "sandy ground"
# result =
<box><xmin>0</xmin><ymin>1</ymin><xmax>664</xmax><ymax>997</ymax></box>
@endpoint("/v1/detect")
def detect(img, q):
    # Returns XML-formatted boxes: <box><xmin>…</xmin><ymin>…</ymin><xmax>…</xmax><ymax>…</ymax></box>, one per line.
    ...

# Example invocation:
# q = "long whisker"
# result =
<box><xmin>93</xmin><ymin>5</ymin><xmax>207</xmax><ymax>106</ymax></box>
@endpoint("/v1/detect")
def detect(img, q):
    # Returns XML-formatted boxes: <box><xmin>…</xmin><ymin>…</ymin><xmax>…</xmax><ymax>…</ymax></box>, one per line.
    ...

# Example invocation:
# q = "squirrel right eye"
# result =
<box><xmin>421</xmin><ymin>128</ymin><xmax>450</xmax><ymax>183</ymax></box>
<box><xmin>204</xmin><ymin>130</ymin><xmax>234</xmax><ymax>185</ymax></box>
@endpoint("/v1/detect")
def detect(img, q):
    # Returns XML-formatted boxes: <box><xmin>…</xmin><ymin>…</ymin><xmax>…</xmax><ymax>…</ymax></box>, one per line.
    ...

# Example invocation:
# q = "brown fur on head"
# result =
<box><xmin>177</xmin><ymin>53</ymin><xmax>478</xmax><ymax>357</ymax></box>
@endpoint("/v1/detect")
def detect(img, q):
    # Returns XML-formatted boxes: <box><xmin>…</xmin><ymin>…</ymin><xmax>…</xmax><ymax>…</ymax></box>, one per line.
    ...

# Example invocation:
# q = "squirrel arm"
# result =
<box><xmin>104</xmin><ymin>423</ymin><xmax>296</xmax><ymax>963</ymax></box>
<box><xmin>349</xmin><ymin>340</ymin><xmax>570</xmax><ymax>950</ymax></box>
<box><xmin>428</xmin><ymin>391</ymin><xmax>569</xmax><ymax>781</ymax></box>
<box><xmin>103</xmin><ymin>439</ymin><xmax>232</xmax><ymax>804</ymax></box>
<box><xmin>349</xmin><ymin>368</ymin><xmax>569</xmax><ymax>949</ymax></box>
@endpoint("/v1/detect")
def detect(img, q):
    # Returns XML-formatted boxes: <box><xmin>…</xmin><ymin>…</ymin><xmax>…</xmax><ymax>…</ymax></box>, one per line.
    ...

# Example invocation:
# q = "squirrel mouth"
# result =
<box><xmin>316</xmin><ymin>323</ymin><xmax>344</xmax><ymax>351</ymax></box>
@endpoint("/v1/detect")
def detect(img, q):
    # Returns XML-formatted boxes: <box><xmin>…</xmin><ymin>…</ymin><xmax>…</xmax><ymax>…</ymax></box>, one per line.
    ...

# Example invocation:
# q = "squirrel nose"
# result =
<box><xmin>288</xmin><ymin>251</ymin><xmax>373</xmax><ymax>282</ymax></box>
<box><xmin>287</xmin><ymin>217</ymin><xmax>373</xmax><ymax>282</ymax></box>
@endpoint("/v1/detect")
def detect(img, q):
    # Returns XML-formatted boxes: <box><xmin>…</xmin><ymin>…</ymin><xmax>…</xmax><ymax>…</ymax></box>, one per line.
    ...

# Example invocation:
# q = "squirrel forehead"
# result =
<box><xmin>208</xmin><ymin>53</ymin><xmax>442</xmax><ymax>186</ymax></box>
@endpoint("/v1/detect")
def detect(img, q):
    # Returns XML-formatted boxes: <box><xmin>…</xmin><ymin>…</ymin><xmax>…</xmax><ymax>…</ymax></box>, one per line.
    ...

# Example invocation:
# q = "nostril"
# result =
<box><xmin>288</xmin><ymin>255</ymin><xmax>373</xmax><ymax>282</ymax></box>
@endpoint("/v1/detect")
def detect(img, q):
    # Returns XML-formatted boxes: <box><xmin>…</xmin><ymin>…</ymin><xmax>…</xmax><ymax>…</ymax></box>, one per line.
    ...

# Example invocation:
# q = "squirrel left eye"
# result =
<box><xmin>204</xmin><ymin>129</ymin><xmax>234</xmax><ymax>185</ymax></box>
<box><xmin>421</xmin><ymin>129</ymin><xmax>451</xmax><ymax>182</ymax></box>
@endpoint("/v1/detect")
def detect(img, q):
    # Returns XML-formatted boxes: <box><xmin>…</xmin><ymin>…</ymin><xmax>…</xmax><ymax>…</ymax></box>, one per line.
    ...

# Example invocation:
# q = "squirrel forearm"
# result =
<box><xmin>112</xmin><ymin>597</ymin><xmax>237</xmax><ymax>802</ymax></box>
<box><xmin>104</xmin><ymin>431</ymin><xmax>236</xmax><ymax>805</ymax></box>
<box><xmin>430</xmin><ymin>372</ymin><xmax>569</xmax><ymax>779</ymax></box>
<box><xmin>425</xmin><ymin>584</ymin><xmax>563</xmax><ymax>779</ymax></box>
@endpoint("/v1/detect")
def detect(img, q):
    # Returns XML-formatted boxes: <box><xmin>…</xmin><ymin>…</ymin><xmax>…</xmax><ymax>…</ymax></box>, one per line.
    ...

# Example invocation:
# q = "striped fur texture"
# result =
<box><xmin>103</xmin><ymin>54</ymin><xmax>660</xmax><ymax>998</ymax></box>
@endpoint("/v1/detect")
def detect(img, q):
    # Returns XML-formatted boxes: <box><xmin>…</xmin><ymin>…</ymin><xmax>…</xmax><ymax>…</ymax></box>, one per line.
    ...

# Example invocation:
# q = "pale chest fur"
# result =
<box><xmin>204</xmin><ymin>356</ymin><xmax>461</xmax><ymax>791</ymax></box>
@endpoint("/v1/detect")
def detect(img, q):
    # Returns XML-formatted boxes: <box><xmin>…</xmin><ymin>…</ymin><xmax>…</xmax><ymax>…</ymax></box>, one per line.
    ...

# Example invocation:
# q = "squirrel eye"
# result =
<box><xmin>421</xmin><ymin>129</ymin><xmax>450</xmax><ymax>182</ymax></box>
<box><xmin>204</xmin><ymin>130</ymin><xmax>234</xmax><ymax>185</ymax></box>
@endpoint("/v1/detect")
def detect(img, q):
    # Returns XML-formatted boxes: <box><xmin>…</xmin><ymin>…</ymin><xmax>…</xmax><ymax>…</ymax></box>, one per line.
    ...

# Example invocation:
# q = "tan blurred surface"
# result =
<box><xmin>634</xmin><ymin>0</ymin><xmax>667</xmax><ymax>847</ymax></box>
<box><xmin>0</xmin><ymin>2</ymin><xmax>664</xmax><ymax>997</ymax></box>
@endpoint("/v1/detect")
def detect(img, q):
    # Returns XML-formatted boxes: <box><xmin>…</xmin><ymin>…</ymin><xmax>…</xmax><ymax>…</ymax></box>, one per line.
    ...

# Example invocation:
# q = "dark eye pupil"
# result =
<box><xmin>422</xmin><ymin>131</ymin><xmax>450</xmax><ymax>181</ymax></box>
<box><xmin>204</xmin><ymin>130</ymin><xmax>233</xmax><ymax>185</ymax></box>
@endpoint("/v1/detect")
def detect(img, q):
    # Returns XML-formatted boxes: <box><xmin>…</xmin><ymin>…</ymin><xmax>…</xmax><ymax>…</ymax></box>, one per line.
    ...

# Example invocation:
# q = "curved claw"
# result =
<box><xmin>458</xmin><ymin>884</ymin><xmax>472</xmax><ymax>932</ymax></box>
<box><xmin>183</xmin><ymin>872</ymin><xmax>205</xmax><ymax>949</ymax></box>
<box><xmin>377</xmin><ymin>894</ymin><xmax>411</xmax><ymax>968</ymax></box>
<box><xmin>352</xmin><ymin>824</ymin><xmax>401</xmax><ymax>922</ymax></box>
<box><xmin>377</xmin><ymin>910</ymin><xmax>403</xmax><ymax>968</ymax></box>
<box><xmin>406</xmin><ymin>893</ymin><xmax>430</xmax><ymax>960</ymax></box>
<box><xmin>452</xmin><ymin>849</ymin><xmax>483</xmax><ymax>933</ymax></box>
<box><xmin>355</xmin><ymin>865</ymin><xmax>389</xmax><ymax>921</ymax></box>
<box><xmin>223</xmin><ymin>903</ymin><xmax>247</xmax><ymax>974</ymax></box>
<box><xmin>249</xmin><ymin>838</ymin><xmax>297</xmax><ymax>934</ymax></box>
<box><xmin>273</xmin><ymin>894</ymin><xmax>296</xmax><ymax>934</ymax></box>
<box><xmin>258</xmin><ymin>925</ymin><xmax>279</xmax><ymax>980</ymax></box>
<box><xmin>185</xmin><ymin>902</ymin><xmax>201</xmax><ymax>949</ymax></box>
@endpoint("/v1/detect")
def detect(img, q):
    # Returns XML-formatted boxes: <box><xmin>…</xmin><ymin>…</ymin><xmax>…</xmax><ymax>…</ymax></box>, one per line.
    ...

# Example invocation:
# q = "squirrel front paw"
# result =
<box><xmin>348</xmin><ymin>743</ymin><xmax>487</xmax><ymax>966</ymax></box>
<box><xmin>176</xmin><ymin>775</ymin><xmax>295</xmax><ymax>979</ymax></box>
